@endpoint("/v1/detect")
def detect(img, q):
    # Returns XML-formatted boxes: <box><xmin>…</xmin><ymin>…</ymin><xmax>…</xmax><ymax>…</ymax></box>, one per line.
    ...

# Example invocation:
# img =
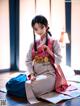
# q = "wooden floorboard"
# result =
<box><xmin>0</xmin><ymin>72</ymin><xmax>80</xmax><ymax>106</ymax></box>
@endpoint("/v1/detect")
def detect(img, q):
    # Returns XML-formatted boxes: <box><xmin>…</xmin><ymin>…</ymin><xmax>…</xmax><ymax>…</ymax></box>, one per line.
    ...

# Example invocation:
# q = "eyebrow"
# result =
<box><xmin>33</xmin><ymin>24</ymin><xmax>44</xmax><ymax>31</ymax></box>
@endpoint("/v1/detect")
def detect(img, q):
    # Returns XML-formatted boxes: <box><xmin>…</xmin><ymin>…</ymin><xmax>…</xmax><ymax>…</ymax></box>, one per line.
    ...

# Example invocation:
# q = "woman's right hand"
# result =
<box><xmin>30</xmin><ymin>74</ymin><xmax>36</xmax><ymax>81</ymax></box>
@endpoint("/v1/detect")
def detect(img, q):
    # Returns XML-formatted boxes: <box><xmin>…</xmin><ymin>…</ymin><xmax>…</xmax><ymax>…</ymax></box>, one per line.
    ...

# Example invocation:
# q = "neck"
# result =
<box><xmin>41</xmin><ymin>34</ymin><xmax>46</xmax><ymax>41</ymax></box>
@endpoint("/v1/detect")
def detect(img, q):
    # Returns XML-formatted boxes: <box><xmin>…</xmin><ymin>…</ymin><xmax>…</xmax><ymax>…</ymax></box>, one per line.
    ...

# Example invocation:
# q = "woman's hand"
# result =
<box><xmin>43</xmin><ymin>45</ymin><xmax>50</xmax><ymax>52</ymax></box>
<box><xmin>43</xmin><ymin>45</ymin><xmax>53</xmax><ymax>56</ymax></box>
<box><xmin>30</xmin><ymin>74</ymin><xmax>36</xmax><ymax>81</ymax></box>
<box><xmin>38</xmin><ymin>44</ymin><xmax>50</xmax><ymax>52</ymax></box>
<box><xmin>38</xmin><ymin>44</ymin><xmax>54</xmax><ymax>57</ymax></box>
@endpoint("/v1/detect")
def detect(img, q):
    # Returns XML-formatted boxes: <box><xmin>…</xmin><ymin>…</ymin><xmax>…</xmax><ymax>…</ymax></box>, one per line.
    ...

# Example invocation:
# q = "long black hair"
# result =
<box><xmin>31</xmin><ymin>15</ymin><xmax>52</xmax><ymax>51</ymax></box>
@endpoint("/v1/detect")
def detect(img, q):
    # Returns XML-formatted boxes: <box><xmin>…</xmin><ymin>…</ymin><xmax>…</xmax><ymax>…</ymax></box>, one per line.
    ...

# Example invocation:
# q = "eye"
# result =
<box><xmin>39</xmin><ymin>25</ymin><xmax>44</xmax><ymax>29</ymax></box>
<box><xmin>34</xmin><ymin>28</ymin><xmax>38</xmax><ymax>31</ymax></box>
<box><xmin>41</xmin><ymin>26</ymin><xmax>44</xmax><ymax>29</ymax></box>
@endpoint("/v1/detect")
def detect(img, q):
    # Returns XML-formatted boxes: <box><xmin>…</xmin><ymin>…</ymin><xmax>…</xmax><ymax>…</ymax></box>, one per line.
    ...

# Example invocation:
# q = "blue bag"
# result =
<box><xmin>6</xmin><ymin>74</ymin><xmax>27</xmax><ymax>98</ymax></box>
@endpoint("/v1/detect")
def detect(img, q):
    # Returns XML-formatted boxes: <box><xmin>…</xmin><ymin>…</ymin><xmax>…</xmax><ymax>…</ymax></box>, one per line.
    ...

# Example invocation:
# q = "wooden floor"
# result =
<box><xmin>0</xmin><ymin>71</ymin><xmax>80</xmax><ymax>106</ymax></box>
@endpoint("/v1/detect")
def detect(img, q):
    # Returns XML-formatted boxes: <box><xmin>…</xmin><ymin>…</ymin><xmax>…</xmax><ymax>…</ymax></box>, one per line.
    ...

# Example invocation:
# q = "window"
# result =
<box><xmin>0</xmin><ymin>0</ymin><xmax>10</xmax><ymax>70</ymax></box>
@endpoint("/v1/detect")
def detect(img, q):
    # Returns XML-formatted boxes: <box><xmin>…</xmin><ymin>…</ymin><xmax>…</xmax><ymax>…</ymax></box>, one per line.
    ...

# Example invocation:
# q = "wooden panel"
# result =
<box><xmin>19</xmin><ymin>0</ymin><xmax>35</xmax><ymax>70</ymax></box>
<box><xmin>71</xmin><ymin>0</ymin><xmax>80</xmax><ymax>70</ymax></box>
<box><xmin>0</xmin><ymin>0</ymin><xmax>10</xmax><ymax>69</ymax></box>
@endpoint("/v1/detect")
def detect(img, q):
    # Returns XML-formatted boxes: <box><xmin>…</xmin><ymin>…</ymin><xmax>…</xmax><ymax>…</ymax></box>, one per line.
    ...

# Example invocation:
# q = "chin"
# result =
<box><xmin>41</xmin><ymin>33</ymin><xmax>45</xmax><ymax>36</ymax></box>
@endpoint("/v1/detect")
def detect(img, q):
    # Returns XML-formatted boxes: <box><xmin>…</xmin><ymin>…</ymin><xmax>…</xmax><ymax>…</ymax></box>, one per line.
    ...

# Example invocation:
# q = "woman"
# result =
<box><xmin>25</xmin><ymin>15</ymin><xmax>68</xmax><ymax>104</ymax></box>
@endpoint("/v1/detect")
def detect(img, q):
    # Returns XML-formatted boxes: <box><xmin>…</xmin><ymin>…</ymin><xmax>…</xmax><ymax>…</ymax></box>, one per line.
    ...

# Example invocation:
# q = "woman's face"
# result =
<box><xmin>33</xmin><ymin>23</ymin><xmax>47</xmax><ymax>37</ymax></box>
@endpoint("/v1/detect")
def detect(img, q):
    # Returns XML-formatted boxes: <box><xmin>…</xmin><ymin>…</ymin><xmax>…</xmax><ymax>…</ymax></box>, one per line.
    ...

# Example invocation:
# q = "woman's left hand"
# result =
<box><xmin>43</xmin><ymin>45</ymin><xmax>51</xmax><ymax>53</ymax></box>
<box><xmin>42</xmin><ymin>45</ymin><xmax>54</xmax><ymax>57</ymax></box>
<box><xmin>42</xmin><ymin>45</ymin><xmax>49</xmax><ymax>51</ymax></box>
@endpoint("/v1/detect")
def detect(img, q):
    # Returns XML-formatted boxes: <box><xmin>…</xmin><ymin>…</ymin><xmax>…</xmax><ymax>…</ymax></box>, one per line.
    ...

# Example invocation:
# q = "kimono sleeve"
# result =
<box><xmin>25</xmin><ymin>43</ymin><xmax>34</xmax><ymax>77</ymax></box>
<box><xmin>53</xmin><ymin>40</ymin><xmax>62</xmax><ymax>64</ymax></box>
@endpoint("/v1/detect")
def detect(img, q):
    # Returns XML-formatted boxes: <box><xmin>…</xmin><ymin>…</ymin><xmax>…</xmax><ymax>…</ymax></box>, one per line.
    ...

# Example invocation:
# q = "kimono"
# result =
<box><xmin>25</xmin><ymin>36</ymin><xmax>68</xmax><ymax>104</ymax></box>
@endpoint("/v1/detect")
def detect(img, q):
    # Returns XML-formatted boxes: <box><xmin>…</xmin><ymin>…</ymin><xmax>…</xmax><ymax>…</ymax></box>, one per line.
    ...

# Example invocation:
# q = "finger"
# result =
<box><xmin>31</xmin><ymin>78</ymin><xmax>36</xmax><ymax>82</ymax></box>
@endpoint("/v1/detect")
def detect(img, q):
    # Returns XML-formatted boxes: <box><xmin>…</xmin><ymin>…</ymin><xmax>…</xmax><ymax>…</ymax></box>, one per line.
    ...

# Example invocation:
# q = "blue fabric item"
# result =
<box><xmin>6</xmin><ymin>74</ymin><xmax>27</xmax><ymax>98</ymax></box>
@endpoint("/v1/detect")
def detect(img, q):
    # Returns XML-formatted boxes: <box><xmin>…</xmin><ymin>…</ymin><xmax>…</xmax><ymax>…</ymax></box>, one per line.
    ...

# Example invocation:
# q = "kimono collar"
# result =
<box><xmin>40</xmin><ymin>35</ymin><xmax>48</xmax><ymax>44</ymax></box>
<box><xmin>41</xmin><ymin>35</ymin><xmax>46</xmax><ymax>41</ymax></box>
